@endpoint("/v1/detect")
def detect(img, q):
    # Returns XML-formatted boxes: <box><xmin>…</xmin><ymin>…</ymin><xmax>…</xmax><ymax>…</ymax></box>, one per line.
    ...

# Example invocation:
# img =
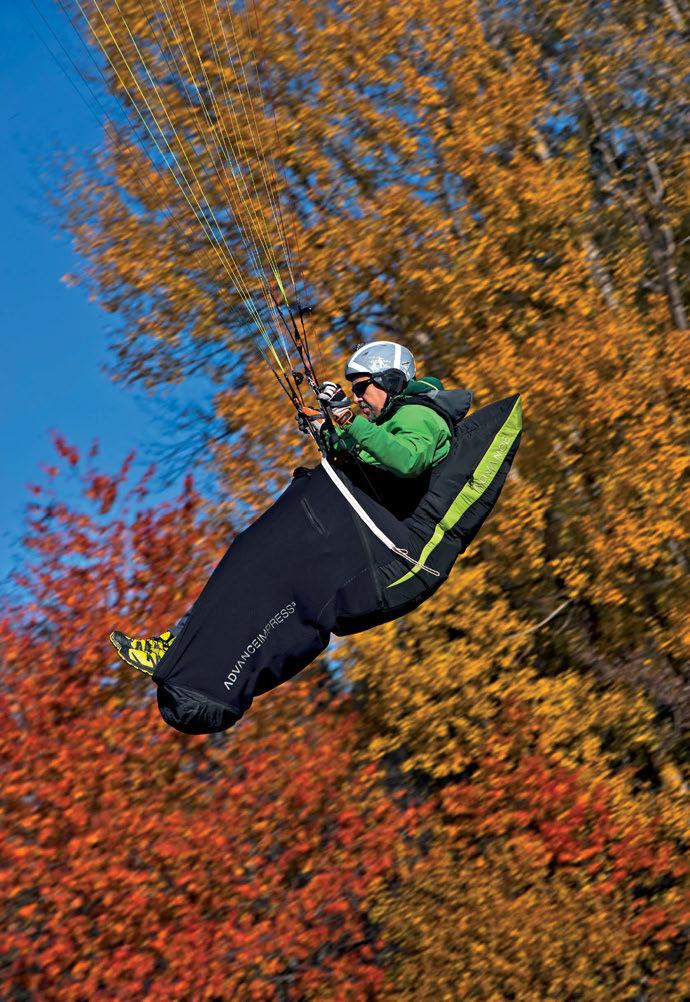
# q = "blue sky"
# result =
<box><xmin>0</xmin><ymin>4</ymin><xmax>201</xmax><ymax>583</ymax></box>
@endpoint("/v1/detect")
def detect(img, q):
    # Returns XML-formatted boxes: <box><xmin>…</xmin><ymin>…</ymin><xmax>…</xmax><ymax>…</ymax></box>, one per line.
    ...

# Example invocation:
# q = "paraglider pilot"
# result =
<box><xmin>110</xmin><ymin>342</ymin><xmax>522</xmax><ymax>734</ymax></box>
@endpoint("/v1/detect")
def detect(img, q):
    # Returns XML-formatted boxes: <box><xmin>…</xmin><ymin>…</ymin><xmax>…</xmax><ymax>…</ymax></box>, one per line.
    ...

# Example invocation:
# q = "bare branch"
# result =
<box><xmin>582</xmin><ymin>236</ymin><xmax>619</xmax><ymax>309</ymax></box>
<box><xmin>662</xmin><ymin>0</ymin><xmax>687</xmax><ymax>32</ymax></box>
<box><xmin>578</xmin><ymin>78</ymin><xmax>688</xmax><ymax>329</ymax></box>
<box><xmin>508</xmin><ymin>599</ymin><xmax>573</xmax><ymax>638</ymax></box>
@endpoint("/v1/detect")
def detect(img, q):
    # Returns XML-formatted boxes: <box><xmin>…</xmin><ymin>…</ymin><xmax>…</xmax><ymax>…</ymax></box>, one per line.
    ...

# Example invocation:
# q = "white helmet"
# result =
<box><xmin>345</xmin><ymin>341</ymin><xmax>416</xmax><ymax>393</ymax></box>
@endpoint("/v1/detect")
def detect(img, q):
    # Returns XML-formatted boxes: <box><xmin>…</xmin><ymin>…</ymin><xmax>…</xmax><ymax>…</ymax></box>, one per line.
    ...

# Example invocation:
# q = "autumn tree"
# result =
<box><xmin>479</xmin><ymin>0</ymin><xmax>689</xmax><ymax>330</ymax></box>
<box><xmin>37</xmin><ymin>0</ymin><xmax>690</xmax><ymax>996</ymax></box>
<box><xmin>2</xmin><ymin>441</ymin><xmax>687</xmax><ymax>998</ymax></box>
<box><xmin>372</xmin><ymin>720</ymin><xmax>689</xmax><ymax>1000</ymax></box>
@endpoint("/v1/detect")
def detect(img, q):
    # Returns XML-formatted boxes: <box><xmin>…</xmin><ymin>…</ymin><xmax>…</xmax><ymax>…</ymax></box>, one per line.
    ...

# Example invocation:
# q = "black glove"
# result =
<box><xmin>297</xmin><ymin>406</ymin><xmax>325</xmax><ymax>436</ymax></box>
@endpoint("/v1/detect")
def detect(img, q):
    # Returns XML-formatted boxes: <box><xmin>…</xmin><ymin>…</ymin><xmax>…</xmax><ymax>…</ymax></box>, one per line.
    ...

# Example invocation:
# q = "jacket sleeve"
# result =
<box><xmin>333</xmin><ymin>406</ymin><xmax>450</xmax><ymax>478</ymax></box>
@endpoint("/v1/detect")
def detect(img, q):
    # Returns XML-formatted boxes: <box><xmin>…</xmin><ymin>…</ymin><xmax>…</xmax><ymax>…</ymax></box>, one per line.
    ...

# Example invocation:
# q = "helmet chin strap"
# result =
<box><xmin>349</xmin><ymin>369</ymin><xmax>407</xmax><ymax>420</ymax></box>
<box><xmin>371</xmin><ymin>370</ymin><xmax>407</xmax><ymax>417</ymax></box>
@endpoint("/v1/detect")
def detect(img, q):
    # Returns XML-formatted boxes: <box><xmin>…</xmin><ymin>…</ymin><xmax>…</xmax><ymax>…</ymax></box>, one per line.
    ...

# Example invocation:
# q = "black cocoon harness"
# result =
<box><xmin>153</xmin><ymin>392</ymin><xmax>522</xmax><ymax>734</ymax></box>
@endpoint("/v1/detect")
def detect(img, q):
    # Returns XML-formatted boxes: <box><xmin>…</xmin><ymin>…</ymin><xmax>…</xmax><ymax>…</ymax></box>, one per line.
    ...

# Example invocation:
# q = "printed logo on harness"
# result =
<box><xmin>224</xmin><ymin>602</ymin><xmax>297</xmax><ymax>689</ymax></box>
<box><xmin>472</xmin><ymin>432</ymin><xmax>512</xmax><ymax>490</ymax></box>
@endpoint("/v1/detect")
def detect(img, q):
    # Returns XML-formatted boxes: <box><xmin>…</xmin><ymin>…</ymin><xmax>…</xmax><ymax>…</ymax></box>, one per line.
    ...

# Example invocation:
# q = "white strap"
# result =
<box><xmin>320</xmin><ymin>458</ymin><xmax>440</xmax><ymax>578</ymax></box>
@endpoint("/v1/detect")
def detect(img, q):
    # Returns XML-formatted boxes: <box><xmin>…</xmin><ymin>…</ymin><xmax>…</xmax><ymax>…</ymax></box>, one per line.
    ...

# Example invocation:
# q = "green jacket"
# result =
<box><xmin>325</xmin><ymin>377</ymin><xmax>451</xmax><ymax>478</ymax></box>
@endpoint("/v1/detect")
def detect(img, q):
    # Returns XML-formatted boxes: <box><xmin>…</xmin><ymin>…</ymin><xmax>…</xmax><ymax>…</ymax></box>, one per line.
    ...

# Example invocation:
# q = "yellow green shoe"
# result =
<box><xmin>109</xmin><ymin>629</ymin><xmax>175</xmax><ymax>676</ymax></box>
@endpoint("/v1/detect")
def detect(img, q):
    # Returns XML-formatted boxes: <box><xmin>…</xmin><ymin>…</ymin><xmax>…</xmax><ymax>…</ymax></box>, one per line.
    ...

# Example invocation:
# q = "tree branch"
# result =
<box><xmin>508</xmin><ymin>599</ymin><xmax>573</xmax><ymax>638</ymax></box>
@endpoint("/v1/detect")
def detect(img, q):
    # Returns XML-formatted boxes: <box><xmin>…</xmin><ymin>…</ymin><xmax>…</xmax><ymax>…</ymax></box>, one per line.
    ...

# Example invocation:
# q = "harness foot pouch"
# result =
<box><xmin>157</xmin><ymin>681</ymin><xmax>241</xmax><ymax>735</ymax></box>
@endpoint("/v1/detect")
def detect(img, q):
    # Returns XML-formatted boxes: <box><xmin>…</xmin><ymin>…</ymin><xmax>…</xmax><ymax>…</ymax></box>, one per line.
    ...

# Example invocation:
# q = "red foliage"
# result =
<box><xmin>441</xmin><ymin>733</ymin><xmax>689</xmax><ymax>951</ymax></box>
<box><xmin>0</xmin><ymin>442</ymin><xmax>425</xmax><ymax>999</ymax></box>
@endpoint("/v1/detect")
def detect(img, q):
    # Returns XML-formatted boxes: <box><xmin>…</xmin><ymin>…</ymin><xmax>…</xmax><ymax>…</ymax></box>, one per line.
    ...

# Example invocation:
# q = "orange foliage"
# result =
<box><xmin>372</xmin><ymin>719</ymin><xmax>689</xmax><ymax>999</ymax></box>
<box><xmin>41</xmin><ymin>0</ymin><xmax>690</xmax><ymax>996</ymax></box>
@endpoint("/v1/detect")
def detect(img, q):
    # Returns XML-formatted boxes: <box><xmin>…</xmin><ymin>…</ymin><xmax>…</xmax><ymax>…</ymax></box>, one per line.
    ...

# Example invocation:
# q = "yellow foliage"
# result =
<box><xmin>61</xmin><ymin>0</ymin><xmax>689</xmax><ymax>994</ymax></box>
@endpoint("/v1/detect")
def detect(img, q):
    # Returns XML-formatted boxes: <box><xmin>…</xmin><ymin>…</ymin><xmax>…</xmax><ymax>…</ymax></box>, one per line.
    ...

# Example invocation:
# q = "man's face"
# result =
<box><xmin>350</xmin><ymin>376</ymin><xmax>388</xmax><ymax>419</ymax></box>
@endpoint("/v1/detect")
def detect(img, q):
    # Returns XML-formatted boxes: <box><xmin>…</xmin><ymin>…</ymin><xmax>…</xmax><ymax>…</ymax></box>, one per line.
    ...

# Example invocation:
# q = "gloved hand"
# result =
<box><xmin>318</xmin><ymin>381</ymin><xmax>354</xmax><ymax>427</ymax></box>
<box><xmin>297</xmin><ymin>405</ymin><xmax>325</xmax><ymax>436</ymax></box>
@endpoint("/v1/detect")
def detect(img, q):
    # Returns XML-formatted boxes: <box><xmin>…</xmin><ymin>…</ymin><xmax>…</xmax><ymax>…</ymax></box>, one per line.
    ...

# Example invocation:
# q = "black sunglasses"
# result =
<box><xmin>350</xmin><ymin>377</ymin><xmax>376</xmax><ymax>397</ymax></box>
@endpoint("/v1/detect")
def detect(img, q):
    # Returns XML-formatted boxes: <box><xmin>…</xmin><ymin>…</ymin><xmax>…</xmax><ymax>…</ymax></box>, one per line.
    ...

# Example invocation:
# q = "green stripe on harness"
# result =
<box><xmin>387</xmin><ymin>397</ymin><xmax>522</xmax><ymax>588</ymax></box>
